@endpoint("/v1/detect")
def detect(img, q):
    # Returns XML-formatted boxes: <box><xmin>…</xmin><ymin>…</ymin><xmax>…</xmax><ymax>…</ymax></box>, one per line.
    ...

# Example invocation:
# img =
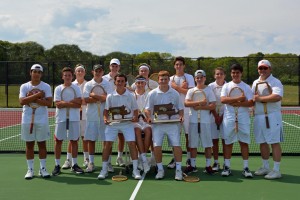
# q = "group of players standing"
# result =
<box><xmin>20</xmin><ymin>56</ymin><xmax>283</xmax><ymax>181</ymax></box>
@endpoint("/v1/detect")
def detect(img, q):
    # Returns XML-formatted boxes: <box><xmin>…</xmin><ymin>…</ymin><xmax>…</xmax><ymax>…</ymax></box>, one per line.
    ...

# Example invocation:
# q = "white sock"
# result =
<box><xmin>72</xmin><ymin>157</ymin><xmax>77</xmax><ymax>166</ymax></box>
<box><xmin>224</xmin><ymin>159</ymin><xmax>231</xmax><ymax>168</ymax></box>
<box><xmin>263</xmin><ymin>159</ymin><xmax>270</xmax><ymax>169</ymax></box>
<box><xmin>214</xmin><ymin>160</ymin><xmax>219</xmax><ymax>164</ymax></box>
<box><xmin>157</xmin><ymin>163</ymin><xmax>164</xmax><ymax>171</ymax></box>
<box><xmin>118</xmin><ymin>152</ymin><xmax>123</xmax><ymax>157</ymax></box>
<box><xmin>67</xmin><ymin>153</ymin><xmax>72</xmax><ymax>160</ymax></box>
<box><xmin>141</xmin><ymin>153</ymin><xmax>147</xmax><ymax>162</ymax></box>
<box><xmin>27</xmin><ymin>159</ymin><xmax>34</xmax><ymax>170</ymax></box>
<box><xmin>83</xmin><ymin>152</ymin><xmax>89</xmax><ymax>160</ymax></box>
<box><xmin>206</xmin><ymin>158</ymin><xmax>211</xmax><ymax>167</ymax></box>
<box><xmin>187</xmin><ymin>152</ymin><xmax>191</xmax><ymax>159</ymax></box>
<box><xmin>39</xmin><ymin>159</ymin><xmax>46</xmax><ymax>169</ymax></box>
<box><xmin>190</xmin><ymin>158</ymin><xmax>196</xmax><ymax>167</ymax></box>
<box><xmin>89</xmin><ymin>155</ymin><xmax>94</xmax><ymax>163</ymax></box>
<box><xmin>243</xmin><ymin>160</ymin><xmax>249</xmax><ymax>169</ymax></box>
<box><xmin>102</xmin><ymin>161</ymin><xmax>108</xmax><ymax>171</ymax></box>
<box><xmin>132</xmin><ymin>160</ymin><xmax>138</xmax><ymax>170</ymax></box>
<box><xmin>273</xmin><ymin>162</ymin><xmax>280</xmax><ymax>172</ymax></box>
<box><xmin>175</xmin><ymin>162</ymin><xmax>182</xmax><ymax>171</ymax></box>
<box><xmin>55</xmin><ymin>159</ymin><xmax>60</xmax><ymax>166</ymax></box>
<box><xmin>108</xmin><ymin>155</ymin><xmax>112</xmax><ymax>163</ymax></box>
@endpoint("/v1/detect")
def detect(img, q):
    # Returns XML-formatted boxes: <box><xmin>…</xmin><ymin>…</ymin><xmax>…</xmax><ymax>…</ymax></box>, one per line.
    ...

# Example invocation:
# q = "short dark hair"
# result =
<box><xmin>174</xmin><ymin>56</ymin><xmax>185</xmax><ymax>65</ymax></box>
<box><xmin>230</xmin><ymin>63</ymin><xmax>243</xmax><ymax>73</ymax></box>
<box><xmin>158</xmin><ymin>70</ymin><xmax>170</xmax><ymax>77</ymax></box>
<box><xmin>61</xmin><ymin>67</ymin><xmax>73</xmax><ymax>75</ymax></box>
<box><xmin>214</xmin><ymin>67</ymin><xmax>225</xmax><ymax>74</ymax></box>
<box><xmin>114</xmin><ymin>73</ymin><xmax>127</xmax><ymax>82</ymax></box>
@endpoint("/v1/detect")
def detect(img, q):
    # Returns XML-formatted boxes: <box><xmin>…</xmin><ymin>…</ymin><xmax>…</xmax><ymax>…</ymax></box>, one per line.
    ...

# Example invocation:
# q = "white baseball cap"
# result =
<box><xmin>110</xmin><ymin>58</ymin><xmax>120</xmax><ymax>65</ymax></box>
<box><xmin>31</xmin><ymin>64</ymin><xmax>43</xmax><ymax>72</ymax></box>
<box><xmin>258</xmin><ymin>60</ymin><xmax>271</xmax><ymax>68</ymax></box>
<box><xmin>194</xmin><ymin>70</ymin><xmax>206</xmax><ymax>77</ymax></box>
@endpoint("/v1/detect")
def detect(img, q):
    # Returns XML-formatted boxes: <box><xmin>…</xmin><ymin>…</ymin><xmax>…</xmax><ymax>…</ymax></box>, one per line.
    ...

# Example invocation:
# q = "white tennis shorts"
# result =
<box><xmin>85</xmin><ymin>121</ymin><xmax>106</xmax><ymax>141</ymax></box>
<box><xmin>152</xmin><ymin>123</ymin><xmax>181</xmax><ymax>147</ymax></box>
<box><xmin>188</xmin><ymin>123</ymin><xmax>213</xmax><ymax>148</ymax></box>
<box><xmin>21</xmin><ymin>123</ymin><xmax>50</xmax><ymax>142</ymax></box>
<box><xmin>54</xmin><ymin>121</ymin><xmax>80</xmax><ymax>141</ymax></box>
<box><xmin>223</xmin><ymin>120</ymin><xmax>251</xmax><ymax>145</ymax></box>
<box><xmin>254</xmin><ymin>111</ymin><xmax>283</xmax><ymax>144</ymax></box>
<box><xmin>104</xmin><ymin>122</ymin><xmax>135</xmax><ymax>142</ymax></box>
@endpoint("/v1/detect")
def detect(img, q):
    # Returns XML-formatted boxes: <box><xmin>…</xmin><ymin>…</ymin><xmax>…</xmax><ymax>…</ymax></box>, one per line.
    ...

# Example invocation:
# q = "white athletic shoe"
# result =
<box><xmin>62</xmin><ymin>159</ymin><xmax>71</xmax><ymax>169</ymax></box>
<box><xmin>107</xmin><ymin>163</ymin><xmax>114</xmax><ymax>173</ymax></box>
<box><xmin>254</xmin><ymin>167</ymin><xmax>271</xmax><ymax>176</ymax></box>
<box><xmin>39</xmin><ymin>167</ymin><xmax>50</xmax><ymax>178</ymax></box>
<box><xmin>83</xmin><ymin>158</ymin><xmax>89</xmax><ymax>168</ymax></box>
<box><xmin>264</xmin><ymin>170</ymin><xmax>282</xmax><ymax>179</ymax></box>
<box><xmin>242</xmin><ymin>167</ymin><xmax>253</xmax><ymax>178</ymax></box>
<box><xmin>155</xmin><ymin>169</ymin><xmax>165</xmax><ymax>180</ymax></box>
<box><xmin>25</xmin><ymin>169</ymin><xmax>34</xmax><ymax>179</ymax></box>
<box><xmin>86</xmin><ymin>162</ymin><xmax>95</xmax><ymax>173</ymax></box>
<box><xmin>97</xmin><ymin>170</ymin><xmax>108</xmax><ymax>180</ymax></box>
<box><xmin>143</xmin><ymin>161</ymin><xmax>150</xmax><ymax>173</ymax></box>
<box><xmin>116</xmin><ymin>157</ymin><xmax>125</xmax><ymax>167</ymax></box>
<box><xmin>132</xmin><ymin>169</ymin><xmax>142</xmax><ymax>180</ymax></box>
<box><xmin>175</xmin><ymin>169</ymin><xmax>183</xmax><ymax>181</ymax></box>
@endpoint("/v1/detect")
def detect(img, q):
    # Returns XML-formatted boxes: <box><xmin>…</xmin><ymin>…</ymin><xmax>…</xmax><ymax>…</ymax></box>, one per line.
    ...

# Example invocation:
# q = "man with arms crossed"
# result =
<box><xmin>252</xmin><ymin>60</ymin><xmax>283</xmax><ymax>179</ymax></box>
<box><xmin>20</xmin><ymin>64</ymin><xmax>52</xmax><ymax>179</ymax></box>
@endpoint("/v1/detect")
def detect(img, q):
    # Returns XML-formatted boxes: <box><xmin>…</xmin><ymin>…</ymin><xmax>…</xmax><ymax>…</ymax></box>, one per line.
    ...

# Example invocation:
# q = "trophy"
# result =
<box><xmin>108</xmin><ymin>105</ymin><xmax>132</xmax><ymax>124</ymax></box>
<box><xmin>152</xmin><ymin>103</ymin><xmax>181</xmax><ymax>123</ymax></box>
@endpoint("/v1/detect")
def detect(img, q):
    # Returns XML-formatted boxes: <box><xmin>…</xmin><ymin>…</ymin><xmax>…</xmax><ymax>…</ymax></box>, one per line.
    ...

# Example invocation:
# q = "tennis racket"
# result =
<box><xmin>255</xmin><ymin>81</ymin><xmax>272</xmax><ymax>128</ymax></box>
<box><xmin>183</xmin><ymin>173</ymin><xmax>200</xmax><ymax>182</ymax></box>
<box><xmin>112</xmin><ymin>170</ymin><xmax>128</xmax><ymax>182</ymax></box>
<box><xmin>191</xmin><ymin>89</ymin><xmax>206</xmax><ymax>133</ymax></box>
<box><xmin>61</xmin><ymin>86</ymin><xmax>76</xmax><ymax>135</ymax></box>
<box><xmin>228</xmin><ymin>87</ymin><xmax>244</xmax><ymax>133</ymax></box>
<box><xmin>91</xmin><ymin>85</ymin><xmax>106</xmax><ymax>118</ymax></box>
<box><xmin>27</xmin><ymin>88</ymin><xmax>43</xmax><ymax>134</ymax></box>
<box><xmin>127</xmin><ymin>74</ymin><xmax>136</xmax><ymax>87</ymax></box>
<box><xmin>172</xmin><ymin>74</ymin><xmax>187</xmax><ymax>87</ymax></box>
<box><xmin>149</xmin><ymin>72</ymin><xmax>159</xmax><ymax>82</ymax></box>
<box><xmin>213</xmin><ymin>86</ymin><xmax>223</xmax><ymax>130</ymax></box>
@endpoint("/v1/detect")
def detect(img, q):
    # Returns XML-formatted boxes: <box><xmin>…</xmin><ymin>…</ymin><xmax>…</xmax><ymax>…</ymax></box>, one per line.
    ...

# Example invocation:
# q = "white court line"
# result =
<box><xmin>0</xmin><ymin>124</ymin><xmax>55</xmax><ymax>142</ymax></box>
<box><xmin>283</xmin><ymin>121</ymin><xmax>300</xmax><ymax>129</ymax></box>
<box><xmin>129</xmin><ymin>172</ymin><xmax>146</xmax><ymax>200</ymax></box>
<box><xmin>0</xmin><ymin>124</ymin><xmax>21</xmax><ymax>130</ymax></box>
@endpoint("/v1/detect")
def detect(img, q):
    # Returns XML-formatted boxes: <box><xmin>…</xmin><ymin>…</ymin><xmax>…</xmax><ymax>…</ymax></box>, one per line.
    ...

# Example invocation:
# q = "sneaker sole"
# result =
<box><xmin>52</xmin><ymin>172</ymin><xmax>60</xmax><ymax>176</ymax></box>
<box><xmin>62</xmin><ymin>166</ymin><xmax>71</xmax><ymax>169</ymax></box>
<box><xmin>25</xmin><ymin>176</ymin><xmax>34</xmax><ymax>180</ymax></box>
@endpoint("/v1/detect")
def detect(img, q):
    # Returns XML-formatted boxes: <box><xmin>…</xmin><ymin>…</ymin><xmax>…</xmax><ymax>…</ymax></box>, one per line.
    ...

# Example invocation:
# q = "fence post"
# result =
<box><xmin>247</xmin><ymin>57</ymin><xmax>250</xmax><ymax>84</ymax></box>
<box><xmin>5</xmin><ymin>62</ymin><xmax>8</xmax><ymax>107</ymax></box>
<box><xmin>298</xmin><ymin>55</ymin><xmax>300</xmax><ymax>106</ymax></box>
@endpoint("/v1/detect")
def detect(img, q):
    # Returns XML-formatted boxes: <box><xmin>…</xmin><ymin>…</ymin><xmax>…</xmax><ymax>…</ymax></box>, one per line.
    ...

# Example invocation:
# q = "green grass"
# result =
<box><xmin>0</xmin><ymin>84</ymin><xmax>299</xmax><ymax>107</ymax></box>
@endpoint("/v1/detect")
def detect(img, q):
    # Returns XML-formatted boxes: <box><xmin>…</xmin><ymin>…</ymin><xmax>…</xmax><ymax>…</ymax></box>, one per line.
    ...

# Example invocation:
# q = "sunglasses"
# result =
<box><xmin>258</xmin><ymin>66</ymin><xmax>269</xmax><ymax>70</ymax></box>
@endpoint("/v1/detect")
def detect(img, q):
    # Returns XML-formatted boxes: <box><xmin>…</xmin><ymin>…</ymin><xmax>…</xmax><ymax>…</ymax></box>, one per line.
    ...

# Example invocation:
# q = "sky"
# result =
<box><xmin>0</xmin><ymin>0</ymin><xmax>299</xmax><ymax>58</ymax></box>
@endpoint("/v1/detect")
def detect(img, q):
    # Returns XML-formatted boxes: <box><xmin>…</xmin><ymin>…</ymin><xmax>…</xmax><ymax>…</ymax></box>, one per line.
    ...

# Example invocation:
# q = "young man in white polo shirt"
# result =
<box><xmin>19</xmin><ymin>64</ymin><xmax>52</xmax><ymax>179</ymax></box>
<box><xmin>168</xmin><ymin>56</ymin><xmax>195</xmax><ymax>168</ymax></box>
<box><xmin>145</xmin><ymin>70</ymin><xmax>184</xmax><ymax>180</ymax></box>
<box><xmin>103</xmin><ymin>58</ymin><xmax>125</xmax><ymax>170</ymax></box>
<box><xmin>252</xmin><ymin>60</ymin><xmax>284</xmax><ymax>179</ymax></box>
<box><xmin>220</xmin><ymin>64</ymin><xmax>254</xmax><ymax>178</ymax></box>
<box><xmin>52</xmin><ymin>67</ymin><xmax>84</xmax><ymax>176</ymax></box>
<box><xmin>83</xmin><ymin>64</ymin><xmax>112</xmax><ymax>172</ymax></box>
<box><xmin>184</xmin><ymin>70</ymin><xmax>216</xmax><ymax>175</ymax></box>
<box><xmin>98</xmin><ymin>74</ymin><xmax>141</xmax><ymax>180</ymax></box>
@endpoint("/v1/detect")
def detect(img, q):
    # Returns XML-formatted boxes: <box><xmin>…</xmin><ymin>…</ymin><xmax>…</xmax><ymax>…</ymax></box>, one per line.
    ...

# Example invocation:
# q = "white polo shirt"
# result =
<box><xmin>145</xmin><ymin>86</ymin><xmax>184</xmax><ymax>120</ymax></box>
<box><xmin>83</xmin><ymin>78</ymin><xmax>112</xmax><ymax>121</ymax></box>
<box><xmin>186</xmin><ymin>86</ymin><xmax>216</xmax><ymax>123</ymax></box>
<box><xmin>54</xmin><ymin>84</ymin><xmax>81</xmax><ymax>123</ymax></box>
<box><xmin>73</xmin><ymin>79</ymin><xmax>87</xmax><ymax>120</ymax></box>
<box><xmin>252</xmin><ymin>74</ymin><xmax>283</xmax><ymax>115</ymax></box>
<box><xmin>105</xmin><ymin>89</ymin><xmax>138</xmax><ymax>120</ymax></box>
<box><xmin>221</xmin><ymin>81</ymin><xmax>253</xmax><ymax>124</ymax></box>
<box><xmin>19</xmin><ymin>81</ymin><xmax>52</xmax><ymax>124</ymax></box>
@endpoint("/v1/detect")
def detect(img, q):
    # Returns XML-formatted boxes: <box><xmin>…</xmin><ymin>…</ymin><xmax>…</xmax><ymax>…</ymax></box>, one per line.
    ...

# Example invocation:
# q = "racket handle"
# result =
<box><xmin>80</xmin><ymin>109</ymin><xmax>82</xmax><ymax>120</ymax></box>
<box><xmin>235</xmin><ymin>121</ymin><xmax>238</xmax><ymax>133</ymax></box>
<box><xmin>66</xmin><ymin>119</ymin><xmax>69</xmax><ymax>130</ymax></box>
<box><xmin>198</xmin><ymin>123</ymin><xmax>201</xmax><ymax>133</ymax></box>
<box><xmin>217</xmin><ymin>124</ymin><xmax>220</xmax><ymax>130</ymax></box>
<box><xmin>265</xmin><ymin>116</ymin><xmax>270</xmax><ymax>129</ymax></box>
<box><xmin>30</xmin><ymin>123</ymin><xmax>34</xmax><ymax>134</ymax></box>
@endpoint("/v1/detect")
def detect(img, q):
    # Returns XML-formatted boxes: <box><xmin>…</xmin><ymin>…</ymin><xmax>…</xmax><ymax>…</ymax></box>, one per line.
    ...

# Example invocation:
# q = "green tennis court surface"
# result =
<box><xmin>0</xmin><ymin>154</ymin><xmax>299</xmax><ymax>200</ymax></box>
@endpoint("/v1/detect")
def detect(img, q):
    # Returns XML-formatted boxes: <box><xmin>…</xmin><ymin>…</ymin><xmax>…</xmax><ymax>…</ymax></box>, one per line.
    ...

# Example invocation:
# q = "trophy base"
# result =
<box><xmin>109</xmin><ymin>118</ymin><xmax>132</xmax><ymax>125</ymax></box>
<box><xmin>152</xmin><ymin>119</ymin><xmax>181</xmax><ymax>124</ymax></box>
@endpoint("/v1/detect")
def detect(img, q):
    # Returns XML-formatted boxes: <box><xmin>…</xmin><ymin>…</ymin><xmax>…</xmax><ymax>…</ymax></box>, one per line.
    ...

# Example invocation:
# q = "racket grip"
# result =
<box><xmin>80</xmin><ymin>109</ymin><xmax>82</xmax><ymax>120</ymax></box>
<box><xmin>266</xmin><ymin>116</ymin><xmax>270</xmax><ymax>129</ymax></box>
<box><xmin>198</xmin><ymin>123</ymin><xmax>201</xmax><ymax>133</ymax></box>
<box><xmin>217</xmin><ymin>124</ymin><xmax>220</xmax><ymax>130</ymax></box>
<box><xmin>66</xmin><ymin>119</ymin><xmax>69</xmax><ymax>130</ymax></box>
<box><xmin>30</xmin><ymin>123</ymin><xmax>34</xmax><ymax>134</ymax></box>
<box><xmin>235</xmin><ymin>121</ymin><xmax>238</xmax><ymax>133</ymax></box>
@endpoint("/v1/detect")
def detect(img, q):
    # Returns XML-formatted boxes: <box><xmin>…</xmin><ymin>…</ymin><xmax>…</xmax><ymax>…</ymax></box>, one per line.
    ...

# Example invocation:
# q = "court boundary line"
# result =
<box><xmin>283</xmin><ymin>121</ymin><xmax>300</xmax><ymax>129</ymax></box>
<box><xmin>129</xmin><ymin>172</ymin><xmax>146</xmax><ymax>200</ymax></box>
